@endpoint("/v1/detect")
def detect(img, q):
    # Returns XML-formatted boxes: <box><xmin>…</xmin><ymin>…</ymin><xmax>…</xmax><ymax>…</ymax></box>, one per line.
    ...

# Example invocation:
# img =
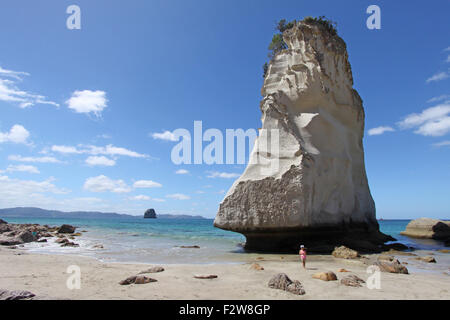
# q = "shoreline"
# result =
<box><xmin>1</xmin><ymin>245</ymin><xmax>449</xmax><ymax>300</ymax></box>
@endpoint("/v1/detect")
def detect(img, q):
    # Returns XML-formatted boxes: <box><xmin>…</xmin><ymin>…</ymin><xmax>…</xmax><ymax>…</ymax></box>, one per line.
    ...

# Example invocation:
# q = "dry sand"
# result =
<box><xmin>1</xmin><ymin>246</ymin><xmax>449</xmax><ymax>300</ymax></box>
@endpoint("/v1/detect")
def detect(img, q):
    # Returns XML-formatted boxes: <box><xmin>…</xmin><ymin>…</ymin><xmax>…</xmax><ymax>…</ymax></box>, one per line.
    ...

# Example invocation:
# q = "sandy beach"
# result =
<box><xmin>1</xmin><ymin>245</ymin><xmax>449</xmax><ymax>300</ymax></box>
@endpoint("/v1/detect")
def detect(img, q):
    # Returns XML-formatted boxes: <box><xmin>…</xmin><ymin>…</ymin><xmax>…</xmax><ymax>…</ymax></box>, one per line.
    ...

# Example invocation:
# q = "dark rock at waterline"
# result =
<box><xmin>0</xmin><ymin>231</ymin><xmax>36</xmax><ymax>246</ymax></box>
<box><xmin>0</xmin><ymin>219</ymin><xmax>7</xmax><ymax>224</ymax></box>
<box><xmin>0</xmin><ymin>224</ymin><xmax>11</xmax><ymax>233</ymax></box>
<box><xmin>57</xmin><ymin>224</ymin><xmax>76</xmax><ymax>234</ymax></box>
<box><xmin>382</xmin><ymin>242</ymin><xmax>410</xmax><ymax>251</ymax></box>
<box><xmin>60</xmin><ymin>241</ymin><xmax>79</xmax><ymax>247</ymax></box>
<box><xmin>268</xmin><ymin>273</ymin><xmax>305</xmax><ymax>295</ymax></box>
<box><xmin>236</xmin><ymin>226</ymin><xmax>395</xmax><ymax>254</ymax></box>
<box><xmin>144</xmin><ymin>209</ymin><xmax>157</xmax><ymax>219</ymax></box>
<box><xmin>0</xmin><ymin>289</ymin><xmax>35</xmax><ymax>300</ymax></box>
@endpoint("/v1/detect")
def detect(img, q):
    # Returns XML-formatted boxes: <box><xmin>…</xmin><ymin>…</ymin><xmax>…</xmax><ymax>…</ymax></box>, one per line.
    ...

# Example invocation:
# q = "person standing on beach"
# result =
<box><xmin>299</xmin><ymin>245</ymin><xmax>306</xmax><ymax>269</ymax></box>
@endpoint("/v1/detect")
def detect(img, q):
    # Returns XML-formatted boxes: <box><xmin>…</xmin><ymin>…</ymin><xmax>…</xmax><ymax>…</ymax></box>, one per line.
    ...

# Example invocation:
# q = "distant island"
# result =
<box><xmin>0</xmin><ymin>207</ymin><xmax>206</xmax><ymax>220</ymax></box>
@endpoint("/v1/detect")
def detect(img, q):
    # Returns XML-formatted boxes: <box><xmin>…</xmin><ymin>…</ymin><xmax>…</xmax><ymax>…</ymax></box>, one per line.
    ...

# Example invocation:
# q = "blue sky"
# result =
<box><xmin>0</xmin><ymin>0</ymin><xmax>449</xmax><ymax>219</ymax></box>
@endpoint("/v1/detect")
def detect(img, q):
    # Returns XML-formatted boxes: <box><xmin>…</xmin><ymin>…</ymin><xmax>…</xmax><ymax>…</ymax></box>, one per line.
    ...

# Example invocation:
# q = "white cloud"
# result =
<box><xmin>175</xmin><ymin>169</ymin><xmax>189</xmax><ymax>175</ymax></box>
<box><xmin>427</xmin><ymin>95</ymin><xmax>450</xmax><ymax>103</ymax></box>
<box><xmin>445</xmin><ymin>47</ymin><xmax>450</xmax><ymax>52</ymax></box>
<box><xmin>0</xmin><ymin>66</ymin><xmax>30</xmax><ymax>80</ymax></box>
<box><xmin>166</xmin><ymin>193</ymin><xmax>190</xmax><ymax>200</ymax></box>
<box><xmin>66</xmin><ymin>90</ymin><xmax>107</xmax><ymax>116</ymax></box>
<box><xmin>0</xmin><ymin>175</ymin><xmax>69</xmax><ymax>198</ymax></box>
<box><xmin>129</xmin><ymin>195</ymin><xmax>151</xmax><ymax>201</ymax></box>
<box><xmin>398</xmin><ymin>102</ymin><xmax>450</xmax><ymax>136</ymax></box>
<box><xmin>6</xmin><ymin>164</ymin><xmax>40</xmax><ymax>174</ymax></box>
<box><xmin>426</xmin><ymin>70</ymin><xmax>449</xmax><ymax>83</ymax></box>
<box><xmin>207</xmin><ymin>171</ymin><xmax>240</xmax><ymax>179</ymax></box>
<box><xmin>152</xmin><ymin>131</ymin><xmax>179</xmax><ymax>141</ymax></box>
<box><xmin>85</xmin><ymin>156</ymin><xmax>116</xmax><ymax>167</ymax></box>
<box><xmin>368</xmin><ymin>126</ymin><xmax>395</xmax><ymax>136</ymax></box>
<box><xmin>152</xmin><ymin>198</ymin><xmax>166</xmax><ymax>202</ymax></box>
<box><xmin>0</xmin><ymin>125</ymin><xmax>30</xmax><ymax>144</ymax></box>
<box><xmin>0</xmin><ymin>66</ymin><xmax>59</xmax><ymax>108</ymax></box>
<box><xmin>50</xmin><ymin>144</ymin><xmax>148</xmax><ymax>158</ymax></box>
<box><xmin>432</xmin><ymin>140</ymin><xmax>450</xmax><ymax>147</ymax></box>
<box><xmin>133</xmin><ymin>180</ymin><xmax>162</xmax><ymax>188</ymax></box>
<box><xmin>446</xmin><ymin>55</ymin><xmax>450</xmax><ymax>63</ymax></box>
<box><xmin>8</xmin><ymin>155</ymin><xmax>62</xmax><ymax>163</ymax></box>
<box><xmin>414</xmin><ymin>117</ymin><xmax>450</xmax><ymax>136</ymax></box>
<box><xmin>84</xmin><ymin>175</ymin><xmax>132</xmax><ymax>193</ymax></box>
<box><xmin>51</xmin><ymin>145</ymin><xmax>82</xmax><ymax>154</ymax></box>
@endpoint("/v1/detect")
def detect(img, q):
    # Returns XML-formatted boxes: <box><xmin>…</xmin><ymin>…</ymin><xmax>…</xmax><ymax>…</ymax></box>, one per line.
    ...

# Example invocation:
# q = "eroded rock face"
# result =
<box><xmin>214</xmin><ymin>20</ymin><xmax>389</xmax><ymax>252</ymax></box>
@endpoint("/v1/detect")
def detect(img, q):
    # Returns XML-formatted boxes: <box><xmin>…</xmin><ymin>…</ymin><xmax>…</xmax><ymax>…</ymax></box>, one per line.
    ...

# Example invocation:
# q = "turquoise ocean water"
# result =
<box><xmin>2</xmin><ymin>216</ymin><xmax>448</xmax><ymax>264</ymax></box>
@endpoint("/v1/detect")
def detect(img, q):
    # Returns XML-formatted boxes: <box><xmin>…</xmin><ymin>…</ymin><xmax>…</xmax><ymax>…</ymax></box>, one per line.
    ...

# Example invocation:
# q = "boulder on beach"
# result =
<box><xmin>0</xmin><ymin>219</ymin><xmax>7</xmax><ymax>224</ymax></box>
<box><xmin>194</xmin><ymin>274</ymin><xmax>218</xmax><ymax>279</ymax></box>
<box><xmin>332</xmin><ymin>246</ymin><xmax>360</xmax><ymax>259</ymax></box>
<box><xmin>0</xmin><ymin>289</ymin><xmax>35</xmax><ymax>300</ymax></box>
<box><xmin>214</xmin><ymin>18</ymin><xmax>392</xmax><ymax>253</ymax></box>
<box><xmin>415</xmin><ymin>256</ymin><xmax>436</xmax><ymax>263</ymax></box>
<box><xmin>312</xmin><ymin>271</ymin><xmax>338</xmax><ymax>281</ymax></box>
<box><xmin>268</xmin><ymin>273</ymin><xmax>305</xmax><ymax>295</ymax></box>
<box><xmin>58</xmin><ymin>224</ymin><xmax>76</xmax><ymax>234</ymax></box>
<box><xmin>139</xmin><ymin>266</ymin><xmax>165</xmax><ymax>274</ymax></box>
<box><xmin>250</xmin><ymin>263</ymin><xmax>264</xmax><ymax>271</ymax></box>
<box><xmin>340</xmin><ymin>275</ymin><xmax>365</xmax><ymax>287</ymax></box>
<box><xmin>400</xmin><ymin>218</ymin><xmax>450</xmax><ymax>240</ymax></box>
<box><xmin>374</xmin><ymin>256</ymin><xmax>408</xmax><ymax>274</ymax></box>
<box><xmin>119</xmin><ymin>275</ymin><xmax>157</xmax><ymax>285</ymax></box>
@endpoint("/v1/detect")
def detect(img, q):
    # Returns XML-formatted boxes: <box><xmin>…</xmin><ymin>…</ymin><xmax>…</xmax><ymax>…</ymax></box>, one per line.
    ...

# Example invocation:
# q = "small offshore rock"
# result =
<box><xmin>312</xmin><ymin>271</ymin><xmax>338</xmax><ymax>281</ymax></box>
<box><xmin>338</xmin><ymin>268</ymin><xmax>350</xmax><ymax>273</ymax></box>
<box><xmin>179</xmin><ymin>245</ymin><xmax>200</xmax><ymax>249</ymax></box>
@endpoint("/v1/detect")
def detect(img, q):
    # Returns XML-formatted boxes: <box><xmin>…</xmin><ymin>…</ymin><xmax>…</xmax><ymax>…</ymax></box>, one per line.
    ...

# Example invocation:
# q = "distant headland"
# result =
<box><xmin>0</xmin><ymin>207</ymin><xmax>206</xmax><ymax>220</ymax></box>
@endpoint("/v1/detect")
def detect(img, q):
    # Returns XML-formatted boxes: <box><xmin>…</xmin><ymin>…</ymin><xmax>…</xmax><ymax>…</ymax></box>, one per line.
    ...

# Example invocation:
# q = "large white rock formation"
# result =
<box><xmin>214</xmin><ymin>20</ymin><xmax>392</xmax><ymax>252</ymax></box>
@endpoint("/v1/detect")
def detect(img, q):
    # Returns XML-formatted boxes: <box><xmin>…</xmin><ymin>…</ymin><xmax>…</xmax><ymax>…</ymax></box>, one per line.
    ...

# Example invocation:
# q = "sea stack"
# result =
<box><xmin>144</xmin><ymin>209</ymin><xmax>157</xmax><ymax>219</ymax></box>
<box><xmin>214</xmin><ymin>19</ymin><xmax>392</xmax><ymax>252</ymax></box>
